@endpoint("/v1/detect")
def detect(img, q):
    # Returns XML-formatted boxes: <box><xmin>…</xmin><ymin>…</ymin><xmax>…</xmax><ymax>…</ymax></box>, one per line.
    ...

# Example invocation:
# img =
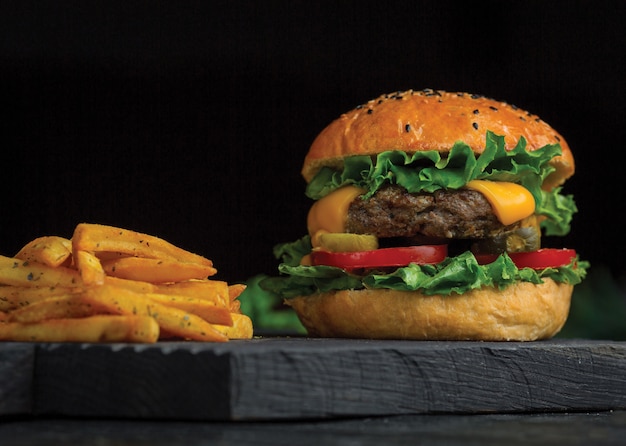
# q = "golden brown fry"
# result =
<box><xmin>104</xmin><ymin>277</ymin><xmax>232</xmax><ymax>324</ymax></box>
<box><xmin>72</xmin><ymin>223</ymin><xmax>214</xmax><ymax>267</ymax></box>
<box><xmin>7</xmin><ymin>295</ymin><xmax>111</xmax><ymax>323</ymax></box>
<box><xmin>73</xmin><ymin>250</ymin><xmax>105</xmax><ymax>286</ymax></box>
<box><xmin>103</xmin><ymin>276</ymin><xmax>157</xmax><ymax>293</ymax></box>
<box><xmin>156</xmin><ymin>279</ymin><xmax>230</xmax><ymax>307</ymax></box>
<box><xmin>0</xmin><ymin>223</ymin><xmax>253</xmax><ymax>343</ymax></box>
<box><xmin>0</xmin><ymin>255</ymin><xmax>81</xmax><ymax>287</ymax></box>
<box><xmin>145</xmin><ymin>293</ymin><xmax>233</xmax><ymax>326</ymax></box>
<box><xmin>82</xmin><ymin>283</ymin><xmax>228</xmax><ymax>342</ymax></box>
<box><xmin>228</xmin><ymin>283</ymin><xmax>246</xmax><ymax>301</ymax></box>
<box><xmin>0</xmin><ymin>315</ymin><xmax>160</xmax><ymax>343</ymax></box>
<box><xmin>15</xmin><ymin>236</ymin><xmax>73</xmax><ymax>268</ymax></box>
<box><xmin>214</xmin><ymin>313</ymin><xmax>253</xmax><ymax>339</ymax></box>
<box><xmin>229</xmin><ymin>299</ymin><xmax>241</xmax><ymax>313</ymax></box>
<box><xmin>0</xmin><ymin>286</ymin><xmax>82</xmax><ymax>311</ymax></box>
<box><xmin>228</xmin><ymin>284</ymin><xmax>246</xmax><ymax>313</ymax></box>
<box><xmin>101</xmin><ymin>257</ymin><xmax>217</xmax><ymax>283</ymax></box>
<box><xmin>106</xmin><ymin>276</ymin><xmax>230</xmax><ymax>308</ymax></box>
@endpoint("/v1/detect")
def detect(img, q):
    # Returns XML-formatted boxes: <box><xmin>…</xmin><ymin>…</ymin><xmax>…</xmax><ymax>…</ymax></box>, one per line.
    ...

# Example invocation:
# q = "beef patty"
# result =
<box><xmin>346</xmin><ymin>185</ymin><xmax>515</xmax><ymax>240</ymax></box>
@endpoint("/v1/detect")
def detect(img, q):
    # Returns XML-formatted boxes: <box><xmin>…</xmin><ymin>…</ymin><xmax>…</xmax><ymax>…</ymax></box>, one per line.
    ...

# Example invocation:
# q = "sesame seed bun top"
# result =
<box><xmin>302</xmin><ymin>89</ymin><xmax>574</xmax><ymax>190</ymax></box>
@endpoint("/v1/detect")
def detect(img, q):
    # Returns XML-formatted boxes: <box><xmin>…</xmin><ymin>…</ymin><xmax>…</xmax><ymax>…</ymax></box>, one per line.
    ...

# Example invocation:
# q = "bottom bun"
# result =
<box><xmin>285</xmin><ymin>279</ymin><xmax>573</xmax><ymax>341</ymax></box>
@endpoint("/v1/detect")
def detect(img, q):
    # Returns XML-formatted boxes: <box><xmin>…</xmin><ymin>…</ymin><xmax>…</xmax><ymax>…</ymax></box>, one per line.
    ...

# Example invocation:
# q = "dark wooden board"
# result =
<box><xmin>1</xmin><ymin>338</ymin><xmax>626</xmax><ymax>421</ymax></box>
<box><xmin>2</xmin><ymin>411</ymin><xmax>626</xmax><ymax>446</ymax></box>
<box><xmin>0</xmin><ymin>343</ymin><xmax>34</xmax><ymax>416</ymax></box>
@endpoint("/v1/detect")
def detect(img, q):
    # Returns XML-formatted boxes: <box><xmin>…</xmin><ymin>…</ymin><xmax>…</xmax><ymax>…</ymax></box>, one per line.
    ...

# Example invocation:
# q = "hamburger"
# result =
<box><xmin>262</xmin><ymin>89</ymin><xmax>588</xmax><ymax>341</ymax></box>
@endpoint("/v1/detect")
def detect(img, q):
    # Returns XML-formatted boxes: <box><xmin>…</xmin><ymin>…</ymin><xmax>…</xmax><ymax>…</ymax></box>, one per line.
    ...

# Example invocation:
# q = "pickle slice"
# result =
<box><xmin>315</xmin><ymin>233</ymin><xmax>379</xmax><ymax>252</ymax></box>
<box><xmin>473</xmin><ymin>225</ymin><xmax>541</xmax><ymax>254</ymax></box>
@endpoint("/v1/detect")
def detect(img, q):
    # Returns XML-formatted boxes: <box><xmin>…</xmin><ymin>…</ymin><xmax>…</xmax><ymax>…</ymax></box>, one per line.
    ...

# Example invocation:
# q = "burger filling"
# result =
<box><xmin>344</xmin><ymin>184</ymin><xmax>541</xmax><ymax>256</ymax></box>
<box><xmin>260</xmin><ymin>132</ymin><xmax>588</xmax><ymax>298</ymax></box>
<box><xmin>348</xmin><ymin>185</ymin><xmax>510</xmax><ymax>239</ymax></box>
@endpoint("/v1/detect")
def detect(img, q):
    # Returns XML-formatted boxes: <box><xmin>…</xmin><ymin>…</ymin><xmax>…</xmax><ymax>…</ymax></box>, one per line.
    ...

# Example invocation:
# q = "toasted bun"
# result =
<box><xmin>285</xmin><ymin>279</ymin><xmax>573</xmax><ymax>341</ymax></box>
<box><xmin>302</xmin><ymin>89</ymin><xmax>574</xmax><ymax>190</ymax></box>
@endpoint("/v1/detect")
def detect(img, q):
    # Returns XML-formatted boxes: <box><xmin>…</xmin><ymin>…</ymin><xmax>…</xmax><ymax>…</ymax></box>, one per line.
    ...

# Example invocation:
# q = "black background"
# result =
<box><xmin>1</xmin><ymin>0</ymin><xmax>624</xmax><ymax>285</ymax></box>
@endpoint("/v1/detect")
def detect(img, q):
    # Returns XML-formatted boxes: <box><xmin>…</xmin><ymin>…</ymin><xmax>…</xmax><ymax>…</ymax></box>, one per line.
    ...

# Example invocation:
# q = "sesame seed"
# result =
<box><xmin>405</xmin><ymin>124</ymin><xmax>411</xmax><ymax>132</ymax></box>
<box><xmin>472</xmin><ymin>122</ymin><xmax>479</xmax><ymax>130</ymax></box>
<box><xmin>424</xmin><ymin>90</ymin><xmax>441</xmax><ymax>97</ymax></box>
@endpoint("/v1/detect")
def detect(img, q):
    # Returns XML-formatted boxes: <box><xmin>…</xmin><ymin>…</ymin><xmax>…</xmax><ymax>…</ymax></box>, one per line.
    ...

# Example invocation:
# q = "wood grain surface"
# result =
<box><xmin>2</xmin><ymin>411</ymin><xmax>626</xmax><ymax>446</ymax></box>
<box><xmin>1</xmin><ymin>338</ymin><xmax>625</xmax><ymax>421</ymax></box>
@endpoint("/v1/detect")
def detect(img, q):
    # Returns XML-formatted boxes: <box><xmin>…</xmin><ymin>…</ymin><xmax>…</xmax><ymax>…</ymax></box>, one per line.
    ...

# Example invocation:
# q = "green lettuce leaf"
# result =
<box><xmin>305</xmin><ymin>131</ymin><xmax>575</xmax><ymax>235</ymax></box>
<box><xmin>260</xmin><ymin>236</ymin><xmax>590</xmax><ymax>299</ymax></box>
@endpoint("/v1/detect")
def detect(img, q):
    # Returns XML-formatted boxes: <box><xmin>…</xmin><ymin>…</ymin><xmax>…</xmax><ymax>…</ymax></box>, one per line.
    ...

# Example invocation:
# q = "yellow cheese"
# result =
<box><xmin>307</xmin><ymin>186</ymin><xmax>365</xmax><ymax>241</ymax></box>
<box><xmin>466</xmin><ymin>180</ymin><xmax>535</xmax><ymax>226</ymax></box>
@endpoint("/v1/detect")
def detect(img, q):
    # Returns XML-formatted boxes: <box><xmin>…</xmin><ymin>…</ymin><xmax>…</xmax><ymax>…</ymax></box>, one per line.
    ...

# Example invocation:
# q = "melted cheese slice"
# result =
<box><xmin>307</xmin><ymin>186</ymin><xmax>365</xmax><ymax>247</ymax></box>
<box><xmin>466</xmin><ymin>180</ymin><xmax>535</xmax><ymax>226</ymax></box>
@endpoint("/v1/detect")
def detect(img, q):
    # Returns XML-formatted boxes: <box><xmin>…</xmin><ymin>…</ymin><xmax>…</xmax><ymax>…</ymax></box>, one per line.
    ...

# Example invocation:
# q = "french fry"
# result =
<box><xmin>0</xmin><ymin>286</ymin><xmax>82</xmax><ymax>311</ymax></box>
<box><xmin>228</xmin><ymin>283</ymin><xmax>246</xmax><ymax>301</ymax></box>
<box><xmin>82</xmin><ymin>283</ymin><xmax>228</xmax><ymax>342</ymax></box>
<box><xmin>103</xmin><ymin>276</ymin><xmax>158</xmax><ymax>293</ymax></box>
<box><xmin>73</xmin><ymin>250</ymin><xmax>105</xmax><ymax>286</ymax></box>
<box><xmin>0</xmin><ymin>223</ymin><xmax>253</xmax><ymax>343</ymax></box>
<box><xmin>14</xmin><ymin>236</ymin><xmax>73</xmax><ymax>268</ymax></box>
<box><xmin>0</xmin><ymin>255</ymin><xmax>81</xmax><ymax>287</ymax></box>
<box><xmin>214</xmin><ymin>313</ymin><xmax>253</xmax><ymax>339</ymax></box>
<box><xmin>228</xmin><ymin>284</ymin><xmax>246</xmax><ymax>313</ymax></box>
<box><xmin>0</xmin><ymin>315</ymin><xmax>160</xmax><ymax>343</ymax></box>
<box><xmin>101</xmin><ymin>257</ymin><xmax>216</xmax><ymax>283</ymax></box>
<box><xmin>145</xmin><ymin>293</ymin><xmax>233</xmax><ymax>326</ymax></box>
<box><xmin>7</xmin><ymin>295</ymin><xmax>111</xmax><ymax>323</ymax></box>
<box><xmin>72</xmin><ymin>223</ymin><xmax>214</xmax><ymax>267</ymax></box>
<box><xmin>103</xmin><ymin>277</ymin><xmax>233</xmax><ymax>324</ymax></box>
<box><xmin>229</xmin><ymin>299</ymin><xmax>241</xmax><ymax>313</ymax></box>
<box><xmin>103</xmin><ymin>274</ymin><xmax>231</xmax><ymax>311</ymax></box>
<box><xmin>156</xmin><ymin>279</ymin><xmax>230</xmax><ymax>307</ymax></box>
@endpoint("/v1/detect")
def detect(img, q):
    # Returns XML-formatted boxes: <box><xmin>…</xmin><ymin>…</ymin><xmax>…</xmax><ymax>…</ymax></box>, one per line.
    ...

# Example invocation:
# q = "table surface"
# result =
<box><xmin>2</xmin><ymin>337</ymin><xmax>626</xmax><ymax>444</ymax></box>
<box><xmin>1</xmin><ymin>411</ymin><xmax>626</xmax><ymax>446</ymax></box>
<box><xmin>2</xmin><ymin>337</ymin><xmax>626</xmax><ymax>421</ymax></box>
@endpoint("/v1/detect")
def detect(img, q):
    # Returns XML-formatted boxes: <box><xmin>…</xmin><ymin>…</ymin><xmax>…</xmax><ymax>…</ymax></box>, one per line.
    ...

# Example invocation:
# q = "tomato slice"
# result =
<box><xmin>474</xmin><ymin>248</ymin><xmax>577</xmax><ymax>269</ymax></box>
<box><xmin>310</xmin><ymin>245</ymin><xmax>447</xmax><ymax>271</ymax></box>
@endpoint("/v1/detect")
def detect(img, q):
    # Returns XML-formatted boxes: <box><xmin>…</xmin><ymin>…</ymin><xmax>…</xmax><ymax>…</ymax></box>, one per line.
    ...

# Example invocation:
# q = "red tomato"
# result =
<box><xmin>474</xmin><ymin>248</ymin><xmax>577</xmax><ymax>269</ymax></box>
<box><xmin>310</xmin><ymin>245</ymin><xmax>447</xmax><ymax>271</ymax></box>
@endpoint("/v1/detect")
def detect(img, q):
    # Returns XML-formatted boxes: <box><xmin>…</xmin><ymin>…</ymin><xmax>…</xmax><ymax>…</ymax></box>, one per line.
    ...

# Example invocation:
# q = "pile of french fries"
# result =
<box><xmin>0</xmin><ymin>223</ymin><xmax>253</xmax><ymax>343</ymax></box>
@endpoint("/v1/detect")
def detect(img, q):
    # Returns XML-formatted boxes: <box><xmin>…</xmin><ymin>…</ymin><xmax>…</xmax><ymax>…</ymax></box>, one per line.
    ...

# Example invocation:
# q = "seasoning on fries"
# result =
<box><xmin>0</xmin><ymin>223</ymin><xmax>253</xmax><ymax>343</ymax></box>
